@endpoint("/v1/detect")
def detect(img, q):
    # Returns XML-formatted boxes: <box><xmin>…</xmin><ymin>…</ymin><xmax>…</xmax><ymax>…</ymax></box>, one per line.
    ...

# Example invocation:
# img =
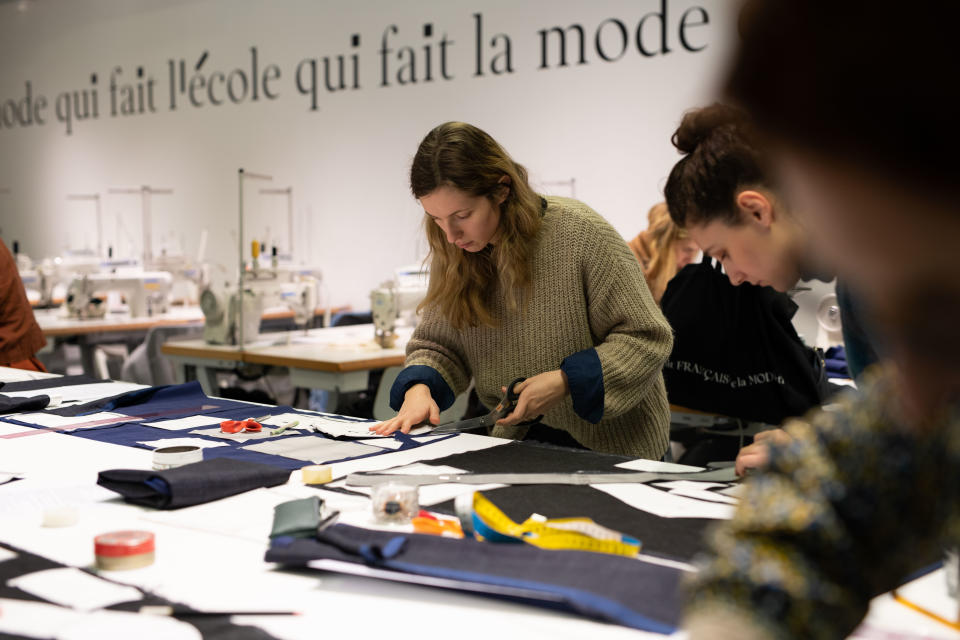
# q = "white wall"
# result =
<box><xmin>0</xmin><ymin>0</ymin><xmax>736</xmax><ymax>310</ymax></box>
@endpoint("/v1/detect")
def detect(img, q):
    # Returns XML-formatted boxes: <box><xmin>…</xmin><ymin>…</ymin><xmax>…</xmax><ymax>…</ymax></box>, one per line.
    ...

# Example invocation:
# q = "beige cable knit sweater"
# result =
<box><xmin>405</xmin><ymin>196</ymin><xmax>673</xmax><ymax>459</ymax></box>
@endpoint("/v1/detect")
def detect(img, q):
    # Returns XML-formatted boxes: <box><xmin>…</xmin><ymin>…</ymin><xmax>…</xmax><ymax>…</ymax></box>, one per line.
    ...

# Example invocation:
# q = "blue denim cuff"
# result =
<box><xmin>561</xmin><ymin>348</ymin><xmax>604</xmax><ymax>423</ymax></box>
<box><xmin>389</xmin><ymin>365</ymin><xmax>456</xmax><ymax>412</ymax></box>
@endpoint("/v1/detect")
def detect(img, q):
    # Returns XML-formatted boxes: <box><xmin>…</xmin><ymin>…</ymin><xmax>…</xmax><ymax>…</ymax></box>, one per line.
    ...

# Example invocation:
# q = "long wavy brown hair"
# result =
<box><xmin>410</xmin><ymin>122</ymin><xmax>543</xmax><ymax>329</ymax></box>
<box><xmin>639</xmin><ymin>203</ymin><xmax>691</xmax><ymax>303</ymax></box>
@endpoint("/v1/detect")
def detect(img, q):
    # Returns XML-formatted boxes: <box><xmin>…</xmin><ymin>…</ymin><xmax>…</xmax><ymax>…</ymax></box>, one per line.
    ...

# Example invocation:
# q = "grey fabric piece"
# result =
<box><xmin>347</xmin><ymin>467</ymin><xmax>738</xmax><ymax>487</ymax></box>
<box><xmin>245</xmin><ymin>436</ymin><xmax>379</xmax><ymax>463</ymax></box>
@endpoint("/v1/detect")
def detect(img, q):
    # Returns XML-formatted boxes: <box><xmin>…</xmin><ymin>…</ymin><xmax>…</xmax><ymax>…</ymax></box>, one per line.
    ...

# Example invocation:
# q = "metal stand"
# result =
<box><xmin>108</xmin><ymin>185</ymin><xmax>174</xmax><ymax>266</ymax></box>
<box><xmin>258</xmin><ymin>186</ymin><xmax>293</xmax><ymax>260</ymax></box>
<box><xmin>66</xmin><ymin>193</ymin><xmax>103</xmax><ymax>258</ymax></box>
<box><xmin>237</xmin><ymin>169</ymin><xmax>273</xmax><ymax>347</ymax></box>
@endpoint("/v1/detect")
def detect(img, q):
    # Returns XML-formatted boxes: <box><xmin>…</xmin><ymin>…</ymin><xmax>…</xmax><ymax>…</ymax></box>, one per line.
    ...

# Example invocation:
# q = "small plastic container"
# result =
<box><xmin>94</xmin><ymin>530</ymin><xmax>155</xmax><ymax>571</ymax></box>
<box><xmin>152</xmin><ymin>445</ymin><xmax>202</xmax><ymax>470</ymax></box>
<box><xmin>371</xmin><ymin>482</ymin><xmax>418</xmax><ymax>524</ymax></box>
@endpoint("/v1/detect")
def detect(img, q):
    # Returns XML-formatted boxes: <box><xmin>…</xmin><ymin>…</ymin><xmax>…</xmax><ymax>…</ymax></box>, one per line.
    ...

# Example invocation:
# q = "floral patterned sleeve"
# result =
<box><xmin>684</xmin><ymin>369</ymin><xmax>960</xmax><ymax>638</ymax></box>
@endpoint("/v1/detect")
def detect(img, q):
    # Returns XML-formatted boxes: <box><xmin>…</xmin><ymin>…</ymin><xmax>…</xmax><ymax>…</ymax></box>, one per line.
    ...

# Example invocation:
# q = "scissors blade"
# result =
<box><xmin>429</xmin><ymin>413</ymin><xmax>497</xmax><ymax>434</ymax></box>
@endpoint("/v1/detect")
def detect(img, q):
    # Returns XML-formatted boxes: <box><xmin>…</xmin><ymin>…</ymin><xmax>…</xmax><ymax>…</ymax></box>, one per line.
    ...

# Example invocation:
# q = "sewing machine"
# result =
<box><xmin>16</xmin><ymin>248</ymin><xmax>103</xmax><ymax>307</ymax></box>
<box><xmin>64</xmin><ymin>271</ymin><xmax>174</xmax><ymax>319</ymax></box>
<box><xmin>790</xmin><ymin>278</ymin><xmax>843</xmax><ymax>350</ymax></box>
<box><xmin>200</xmin><ymin>269</ymin><xmax>319</xmax><ymax>345</ymax></box>
<box><xmin>149</xmin><ymin>252</ymin><xmax>207</xmax><ymax>306</ymax></box>
<box><xmin>370</xmin><ymin>264</ymin><xmax>429</xmax><ymax>348</ymax></box>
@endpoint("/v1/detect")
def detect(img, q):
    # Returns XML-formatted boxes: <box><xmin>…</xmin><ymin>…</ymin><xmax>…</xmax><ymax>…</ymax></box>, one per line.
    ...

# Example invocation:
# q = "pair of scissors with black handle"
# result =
<box><xmin>429</xmin><ymin>377</ymin><xmax>543</xmax><ymax>435</ymax></box>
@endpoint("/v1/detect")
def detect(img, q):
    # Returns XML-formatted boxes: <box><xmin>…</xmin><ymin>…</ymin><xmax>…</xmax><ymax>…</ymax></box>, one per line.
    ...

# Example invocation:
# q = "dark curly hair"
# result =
<box><xmin>663</xmin><ymin>103</ymin><xmax>771</xmax><ymax>229</ymax></box>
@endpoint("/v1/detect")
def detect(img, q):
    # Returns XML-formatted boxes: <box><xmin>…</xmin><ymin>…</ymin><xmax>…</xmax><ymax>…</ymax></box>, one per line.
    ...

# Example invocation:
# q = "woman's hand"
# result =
<box><xmin>497</xmin><ymin>370</ymin><xmax>570</xmax><ymax>426</ymax></box>
<box><xmin>369</xmin><ymin>384</ymin><xmax>439</xmax><ymax>435</ymax></box>
<box><xmin>734</xmin><ymin>428</ymin><xmax>793</xmax><ymax>476</ymax></box>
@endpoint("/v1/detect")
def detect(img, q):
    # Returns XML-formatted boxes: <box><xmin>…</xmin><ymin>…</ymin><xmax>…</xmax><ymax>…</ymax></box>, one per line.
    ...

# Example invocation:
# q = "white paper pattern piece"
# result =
<box><xmin>2</xmin><ymin>382</ymin><xmax>146</xmax><ymax>404</ymax></box>
<box><xmin>650</xmin><ymin>481</ymin><xmax>740</xmax><ymax>505</ymax></box>
<box><xmin>0</xmin><ymin>598</ymin><xmax>80</xmax><ymax>638</ymax></box>
<box><xmin>142</xmin><ymin>415</ymin><xmax>222</xmax><ymax>430</ymax></box>
<box><xmin>244</xmin><ymin>436</ymin><xmax>380</xmax><ymax>463</ymax></box>
<box><xmin>352</xmin><ymin>437</ymin><xmax>405</xmax><ymax>450</ymax></box>
<box><xmin>0</xmin><ymin>598</ymin><xmax>202</xmax><ymax>640</ymax></box>
<box><xmin>10</xmin><ymin>412</ymin><xmax>130</xmax><ymax>430</ymax></box>
<box><xmin>59</xmin><ymin>608</ymin><xmax>202</xmax><ymax>640</ymax></box>
<box><xmin>189</xmin><ymin>426</ymin><xmax>309</xmax><ymax>443</ymax></box>
<box><xmin>0</xmin><ymin>484</ymin><xmax>116</xmax><ymax>519</ymax></box>
<box><xmin>328</xmin><ymin>433</ymin><xmax>500</xmax><ymax>480</ymax></box>
<box><xmin>142</xmin><ymin>487</ymin><xmax>296</xmax><ymax>542</ymax></box>
<box><xmin>303</xmin><ymin>414</ymin><xmax>432</xmax><ymax>438</ymax></box>
<box><xmin>595</xmin><ymin>483</ymin><xmax>736</xmax><ymax>520</ymax></box>
<box><xmin>259</xmin><ymin>412</ymin><xmax>312</xmax><ymax>427</ymax></box>
<box><xmin>137</xmin><ymin>437</ymin><xmax>228</xmax><ymax>450</ymax></box>
<box><xmin>7</xmin><ymin>568</ymin><xmax>144</xmax><ymax>612</ymax></box>
<box><xmin>614</xmin><ymin>458</ymin><xmax>704</xmax><ymax>473</ymax></box>
<box><xmin>0</xmin><ymin>366</ymin><xmax>58</xmax><ymax>382</ymax></box>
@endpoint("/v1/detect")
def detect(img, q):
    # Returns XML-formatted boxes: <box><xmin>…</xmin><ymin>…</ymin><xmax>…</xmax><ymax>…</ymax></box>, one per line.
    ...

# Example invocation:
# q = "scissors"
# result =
<box><xmin>430</xmin><ymin>377</ymin><xmax>542</xmax><ymax>435</ymax></box>
<box><xmin>220</xmin><ymin>415</ymin><xmax>269</xmax><ymax>434</ymax></box>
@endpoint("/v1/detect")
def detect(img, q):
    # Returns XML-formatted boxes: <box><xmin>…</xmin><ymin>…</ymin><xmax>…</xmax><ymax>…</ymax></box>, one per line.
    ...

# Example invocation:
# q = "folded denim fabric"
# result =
<box><xmin>266</xmin><ymin>524</ymin><xmax>684</xmax><ymax>633</ymax></box>
<box><xmin>0</xmin><ymin>393</ymin><xmax>50</xmax><ymax>414</ymax></box>
<box><xmin>97</xmin><ymin>457</ymin><xmax>291</xmax><ymax>509</ymax></box>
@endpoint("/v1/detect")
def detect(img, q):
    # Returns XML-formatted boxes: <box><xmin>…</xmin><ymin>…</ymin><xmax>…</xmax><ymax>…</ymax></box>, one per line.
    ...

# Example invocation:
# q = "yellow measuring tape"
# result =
<box><xmin>457</xmin><ymin>491</ymin><xmax>642</xmax><ymax>558</ymax></box>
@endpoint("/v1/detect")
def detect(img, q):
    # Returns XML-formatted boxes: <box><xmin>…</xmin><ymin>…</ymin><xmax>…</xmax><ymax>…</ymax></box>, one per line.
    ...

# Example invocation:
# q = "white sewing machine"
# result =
<box><xmin>370</xmin><ymin>264</ymin><xmax>429</xmax><ymax>348</ymax></box>
<box><xmin>200</xmin><ymin>269</ymin><xmax>319</xmax><ymax>345</ymax></box>
<box><xmin>64</xmin><ymin>271</ymin><xmax>174</xmax><ymax>319</ymax></box>
<box><xmin>16</xmin><ymin>248</ymin><xmax>104</xmax><ymax>308</ymax></box>
<box><xmin>790</xmin><ymin>278</ymin><xmax>844</xmax><ymax>350</ymax></box>
<box><xmin>149</xmin><ymin>252</ymin><xmax>207</xmax><ymax>306</ymax></box>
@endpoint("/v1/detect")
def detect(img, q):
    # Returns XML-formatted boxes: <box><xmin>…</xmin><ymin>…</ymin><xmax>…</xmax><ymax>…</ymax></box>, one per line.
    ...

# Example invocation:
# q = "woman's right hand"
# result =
<box><xmin>734</xmin><ymin>428</ymin><xmax>793</xmax><ymax>477</ymax></box>
<box><xmin>369</xmin><ymin>384</ymin><xmax>440</xmax><ymax>435</ymax></box>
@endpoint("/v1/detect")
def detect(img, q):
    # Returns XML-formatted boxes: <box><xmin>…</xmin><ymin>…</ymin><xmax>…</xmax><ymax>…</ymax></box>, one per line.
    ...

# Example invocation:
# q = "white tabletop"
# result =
<box><xmin>163</xmin><ymin>323</ymin><xmax>412</xmax><ymax>372</ymax></box>
<box><xmin>34</xmin><ymin>306</ymin><xmax>205</xmax><ymax>337</ymax></box>
<box><xmin>0</xmin><ymin>376</ymin><xmax>952</xmax><ymax>639</ymax></box>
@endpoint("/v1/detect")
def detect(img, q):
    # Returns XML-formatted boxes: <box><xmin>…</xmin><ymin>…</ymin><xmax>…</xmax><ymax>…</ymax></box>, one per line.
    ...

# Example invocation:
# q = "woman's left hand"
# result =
<box><xmin>497</xmin><ymin>370</ymin><xmax>570</xmax><ymax>426</ymax></box>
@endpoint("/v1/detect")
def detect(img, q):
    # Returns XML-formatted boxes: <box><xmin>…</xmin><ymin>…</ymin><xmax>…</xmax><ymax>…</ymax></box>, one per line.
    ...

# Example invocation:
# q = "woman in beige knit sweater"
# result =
<box><xmin>371</xmin><ymin>122</ymin><xmax>673</xmax><ymax>458</ymax></box>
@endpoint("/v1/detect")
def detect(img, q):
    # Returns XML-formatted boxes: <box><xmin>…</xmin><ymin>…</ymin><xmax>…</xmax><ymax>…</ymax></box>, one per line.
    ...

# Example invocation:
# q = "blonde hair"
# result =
<box><xmin>410</xmin><ymin>122</ymin><xmax>543</xmax><ymax>329</ymax></box>
<box><xmin>639</xmin><ymin>203</ymin><xmax>690</xmax><ymax>303</ymax></box>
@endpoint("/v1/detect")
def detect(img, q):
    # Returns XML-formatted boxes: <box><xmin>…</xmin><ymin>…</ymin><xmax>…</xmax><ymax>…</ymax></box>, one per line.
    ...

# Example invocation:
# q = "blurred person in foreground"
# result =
<box><xmin>684</xmin><ymin>1</ymin><xmax>960</xmax><ymax>638</ymax></box>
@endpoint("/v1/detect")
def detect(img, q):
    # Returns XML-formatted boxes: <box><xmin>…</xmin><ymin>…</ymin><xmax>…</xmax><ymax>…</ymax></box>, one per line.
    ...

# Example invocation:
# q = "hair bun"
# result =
<box><xmin>672</xmin><ymin>103</ymin><xmax>748</xmax><ymax>155</ymax></box>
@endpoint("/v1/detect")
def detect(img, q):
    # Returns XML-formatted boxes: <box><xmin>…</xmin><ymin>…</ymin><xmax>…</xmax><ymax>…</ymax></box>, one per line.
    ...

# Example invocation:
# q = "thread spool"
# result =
<box><xmin>94</xmin><ymin>530</ymin><xmax>155</xmax><ymax>571</ymax></box>
<box><xmin>301</xmin><ymin>464</ymin><xmax>332</xmax><ymax>484</ymax></box>
<box><xmin>152</xmin><ymin>445</ymin><xmax>202</xmax><ymax>470</ymax></box>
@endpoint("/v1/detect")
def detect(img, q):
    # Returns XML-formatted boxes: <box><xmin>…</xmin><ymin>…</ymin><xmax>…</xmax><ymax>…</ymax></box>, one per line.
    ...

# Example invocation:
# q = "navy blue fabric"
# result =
<box><xmin>389</xmin><ymin>365</ymin><xmax>455</xmax><ymax>412</ymax></box>
<box><xmin>0</xmin><ymin>393</ymin><xmax>50</xmax><ymax>414</ymax></box>
<box><xmin>0</xmin><ymin>382</ymin><xmax>440</xmax><ymax>471</ymax></box>
<box><xmin>0</xmin><ymin>375</ymin><xmax>100</xmax><ymax>392</ymax></box>
<box><xmin>266</xmin><ymin>524</ymin><xmax>683</xmax><ymax>633</ymax></box>
<box><xmin>62</xmin><ymin>381</ymin><xmax>247</xmax><ymax>417</ymax></box>
<box><xmin>98</xmin><ymin>458</ymin><xmax>291</xmax><ymax>509</ymax></box>
<box><xmin>143</xmin><ymin>476</ymin><xmax>170</xmax><ymax>495</ymax></box>
<box><xmin>392</xmin><ymin>431</ymin><xmax>458</xmax><ymax>451</ymax></box>
<box><xmin>824</xmin><ymin>345</ymin><xmax>849</xmax><ymax>379</ymax></box>
<box><xmin>560</xmin><ymin>348</ymin><xmax>604</xmax><ymax>423</ymax></box>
